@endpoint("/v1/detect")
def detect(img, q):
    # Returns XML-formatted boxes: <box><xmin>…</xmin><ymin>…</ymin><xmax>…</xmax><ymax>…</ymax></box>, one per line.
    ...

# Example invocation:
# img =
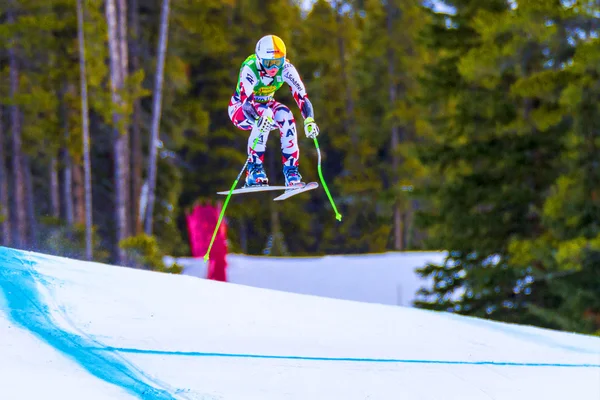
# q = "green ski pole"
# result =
<box><xmin>204</xmin><ymin>135</ymin><xmax>262</xmax><ymax>262</ymax></box>
<box><xmin>314</xmin><ymin>137</ymin><xmax>342</xmax><ymax>221</ymax></box>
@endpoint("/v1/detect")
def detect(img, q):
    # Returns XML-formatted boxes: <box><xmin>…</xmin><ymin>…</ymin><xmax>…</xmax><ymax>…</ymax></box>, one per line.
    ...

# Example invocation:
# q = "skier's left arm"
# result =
<box><xmin>283</xmin><ymin>63</ymin><xmax>319</xmax><ymax>139</ymax></box>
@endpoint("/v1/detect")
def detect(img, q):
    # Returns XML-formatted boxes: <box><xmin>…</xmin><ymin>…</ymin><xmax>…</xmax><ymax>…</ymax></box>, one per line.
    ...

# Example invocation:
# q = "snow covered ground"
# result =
<box><xmin>1</xmin><ymin>246</ymin><xmax>599</xmax><ymax>399</ymax></box>
<box><xmin>176</xmin><ymin>251</ymin><xmax>448</xmax><ymax>307</ymax></box>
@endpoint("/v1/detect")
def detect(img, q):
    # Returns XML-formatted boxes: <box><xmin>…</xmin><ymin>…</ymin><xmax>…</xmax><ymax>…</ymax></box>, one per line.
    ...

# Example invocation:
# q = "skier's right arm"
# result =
<box><xmin>238</xmin><ymin>65</ymin><xmax>260</xmax><ymax>122</ymax></box>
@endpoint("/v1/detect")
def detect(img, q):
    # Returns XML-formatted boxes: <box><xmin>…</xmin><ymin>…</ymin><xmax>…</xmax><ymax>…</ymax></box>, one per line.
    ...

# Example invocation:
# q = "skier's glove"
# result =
<box><xmin>242</xmin><ymin>98</ymin><xmax>260</xmax><ymax>122</ymax></box>
<box><xmin>255</xmin><ymin>108</ymin><xmax>275</xmax><ymax>134</ymax></box>
<box><xmin>304</xmin><ymin>117</ymin><xmax>319</xmax><ymax>139</ymax></box>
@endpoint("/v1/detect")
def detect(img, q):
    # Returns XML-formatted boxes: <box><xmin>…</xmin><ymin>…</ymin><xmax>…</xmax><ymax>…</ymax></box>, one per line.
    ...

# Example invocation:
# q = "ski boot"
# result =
<box><xmin>245</xmin><ymin>162</ymin><xmax>268</xmax><ymax>187</ymax></box>
<box><xmin>283</xmin><ymin>165</ymin><xmax>303</xmax><ymax>188</ymax></box>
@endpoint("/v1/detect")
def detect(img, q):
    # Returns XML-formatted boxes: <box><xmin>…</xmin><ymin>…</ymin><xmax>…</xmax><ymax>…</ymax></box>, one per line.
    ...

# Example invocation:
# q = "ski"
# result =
<box><xmin>217</xmin><ymin>183</ymin><xmax>305</xmax><ymax>195</ymax></box>
<box><xmin>273</xmin><ymin>182</ymin><xmax>319</xmax><ymax>201</ymax></box>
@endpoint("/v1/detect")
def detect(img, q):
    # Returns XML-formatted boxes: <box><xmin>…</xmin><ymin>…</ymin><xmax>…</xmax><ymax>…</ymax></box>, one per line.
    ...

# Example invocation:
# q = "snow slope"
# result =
<box><xmin>177</xmin><ymin>251</ymin><xmax>448</xmax><ymax>307</ymax></box>
<box><xmin>1</xmin><ymin>246</ymin><xmax>599</xmax><ymax>399</ymax></box>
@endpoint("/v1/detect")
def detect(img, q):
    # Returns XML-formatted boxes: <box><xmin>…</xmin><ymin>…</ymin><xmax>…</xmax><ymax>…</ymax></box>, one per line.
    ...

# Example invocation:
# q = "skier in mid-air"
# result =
<box><xmin>228</xmin><ymin>34</ymin><xmax>320</xmax><ymax>188</ymax></box>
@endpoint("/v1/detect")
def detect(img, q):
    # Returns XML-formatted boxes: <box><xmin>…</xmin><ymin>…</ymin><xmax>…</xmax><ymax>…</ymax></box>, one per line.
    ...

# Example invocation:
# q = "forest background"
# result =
<box><xmin>0</xmin><ymin>0</ymin><xmax>599</xmax><ymax>335</ymax></box>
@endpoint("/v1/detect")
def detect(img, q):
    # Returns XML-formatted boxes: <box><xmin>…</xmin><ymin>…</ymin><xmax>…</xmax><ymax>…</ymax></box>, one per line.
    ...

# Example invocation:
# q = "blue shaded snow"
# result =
<box><xmin>0</xmin><ymin>247</ymin><xmax>176</xmax><ymax>400</ymax></box>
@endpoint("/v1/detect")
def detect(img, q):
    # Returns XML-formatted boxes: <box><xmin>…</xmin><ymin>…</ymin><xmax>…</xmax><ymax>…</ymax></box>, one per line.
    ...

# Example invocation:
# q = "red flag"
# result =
<box><xmin>185</xmin><ymin>201</ymin><xmax>228</xmax><ymax>281</ymax></box>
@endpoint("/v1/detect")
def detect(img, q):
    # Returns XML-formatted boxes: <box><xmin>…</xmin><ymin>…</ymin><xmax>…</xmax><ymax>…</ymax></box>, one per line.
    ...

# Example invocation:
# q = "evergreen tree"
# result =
<box><xmin>351</xmin><ymin>0</ymin><xmax>432</xmax><ymax>252</ymax></box>
<box><xmin>506</xmin><ymin>1</ymin><xmax>600</xmax><ymax>334</ymax></box>
<box><xmin>413</xmin><ymin>0</ymin><xmax>600</xmax><ymax>333</ymax></box>
<box><xmin>413</xmin><ymin>0</ymin><xmax>553</xmax><ymax>323</ymax></box>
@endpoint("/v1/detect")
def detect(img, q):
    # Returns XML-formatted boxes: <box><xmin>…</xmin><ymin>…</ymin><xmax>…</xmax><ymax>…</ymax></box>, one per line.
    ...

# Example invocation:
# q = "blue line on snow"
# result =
<box><xmin>100</xmin><ymin>347</ymin><xmax>600</xmax><ymax>368</ymax></box>
<box><xmin>0</xmin><ymin>247</ymin><xmax>176</xmax><ymax>400</ymax></box>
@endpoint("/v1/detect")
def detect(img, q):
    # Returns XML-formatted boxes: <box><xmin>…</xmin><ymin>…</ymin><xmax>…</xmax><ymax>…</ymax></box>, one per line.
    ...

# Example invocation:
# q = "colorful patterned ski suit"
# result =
<box><xmin>228</xmin><ymin>54</ymin><xmax>314</xmax><ymax>167</ymax></box>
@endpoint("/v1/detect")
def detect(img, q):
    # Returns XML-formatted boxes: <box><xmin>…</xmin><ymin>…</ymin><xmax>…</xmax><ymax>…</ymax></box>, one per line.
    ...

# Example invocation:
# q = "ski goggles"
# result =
<box><xmin>261</xmin><ymin>57</ymin><xmax>284</xmax><ymax>70</ymax></box>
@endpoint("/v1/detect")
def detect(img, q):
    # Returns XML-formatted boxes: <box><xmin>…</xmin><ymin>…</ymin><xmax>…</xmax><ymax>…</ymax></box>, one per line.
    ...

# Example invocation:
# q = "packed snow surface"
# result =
<box><xmin>1</xmin><ymin>247</ymin><xmax>598</xmax><ymax>399</ymax></box>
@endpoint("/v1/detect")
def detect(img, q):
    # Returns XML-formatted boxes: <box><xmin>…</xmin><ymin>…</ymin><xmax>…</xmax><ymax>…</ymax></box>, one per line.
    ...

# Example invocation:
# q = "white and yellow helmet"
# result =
<box><xmin>255</xmin><ymin>34</ymin><xmax>286</xmax><ymax>70</ymax></box>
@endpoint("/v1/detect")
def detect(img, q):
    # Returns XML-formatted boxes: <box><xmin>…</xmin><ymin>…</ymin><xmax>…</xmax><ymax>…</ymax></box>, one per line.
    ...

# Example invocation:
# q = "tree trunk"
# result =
<box><xmin>23</xmin><ymin>156</ymin><xmax>37</xmax><ymax>247</ymax></box>
<box><xmin>77</xmin><ymin>0</ymin><xmax>93</xmax><ymax>260</ymax></box>
<box><xmin>106</xmin><ymin>0</ymin><xmax>128</xmax><ymax>264</ymax></box>
<box><xmin>117</xmin><ymin>0</ymin><xmax>131</xmax><ymax>238</ymax></box>
<box><xmin>129</xmin><ymin>0</ymin><xmax>143</xmax><ymax>235</ymax></box>
<box><xmin>62</xmin><ymin>147</ymin><xmax>74</xmax><ymax>225</ymax></box>
<box><xmin>60</xmin><ymin>83</ymin><xmax>75</xmax><ymax>227</ymax></box>
<box><xmin>335</xmin><ymin>1</ymin><xmax>356</xmax><ymax>145</ymax></box>
<box><xmin>145</xmin><ymin>0</ymin><xmax>171</xmax><ymax>235</ymax></box>
<box><xmin>387</xmin><ymin>1</ymin><xmax>404</xmax><ymax>251</ymax></box>
<box><xmin>50</xmin><ymin>156</ymin><xmax>60</xmax><ymax>218</ymax></box>
<box><xmin>0</xmin><ymin>107</ymin><xmax>11</xmax><ymax>246</ymax></box>
<box><xmin>73</xmin><ymin>165</ymin><xmax>85</xmax><ymax>225</ymax></box>
<box><xmin>8</xmin><ymin>5</ymin><xmax>26</xmax><ymax>249</ymax></box>
<box><xmin>239</xmin><ymin>217</ymin><xmax>247</xmax><ymax>253</ymax></box>
<box><xmin>269</xmin><ymin>205</ymin><xmax>285</xmax><ymax>255</ymax></box>
<box><xmin>131</xmin><ymin>102</ymin><xmax>142</xmax><ymax>234</ymax></box>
